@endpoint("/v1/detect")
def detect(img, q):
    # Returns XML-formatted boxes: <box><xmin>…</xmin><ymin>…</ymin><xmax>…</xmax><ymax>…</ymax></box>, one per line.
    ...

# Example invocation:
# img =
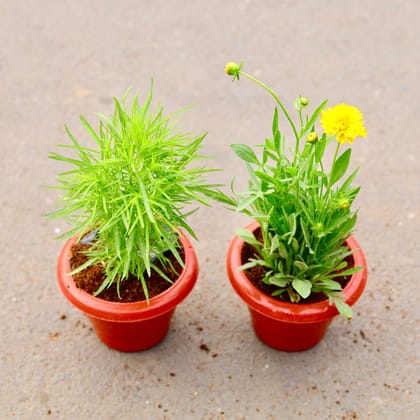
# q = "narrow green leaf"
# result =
<box><xmin>339</xmin><ymin>167</ymin><xmax>360</xmax><ymax>193</ymax></box>
<box><xmin>300</xmin><ymin>218</ymin><xmax>312</xmax><ymax>248</ymax></box>
<box><xmin>231</xmin><ymin>144</ymin><xmax>260</xmax><ymax>165</ymax></box>
<box><xmin>330</xmin><ymin>148</ymin><xmax>351</xmax><ymax>186</ymax></box>
<box><xmin>273</xmin><ymin>131</ymin><xmax>281</xmax><ymax>153</ymax></box>
<box><xmin>80</xmin><ymin>116</ymin><xmax>101</xmax><ymax>146</ymax></box>
<box><xmin>315</xmin><ymin>279</ymin><xmax>342</xmax><ymax>290</ymax></box>
<box><xmin>138</xmin><ymin>179</ymin><xmax>154</xmax><ymax>222</ymax></box>
<box><xmin>301</xmin><ymin>99</ymin><xmax>328</xmax><ymax>137</ymax></box>
<box><xmin>331</xmin><ymin>266</ymin><xmax>363</xmax><ymax>278</ymax></box>
<box><xmin>277</xmin><ymin>241</ymin><xmax>288</xmax><ymax>259</ymax></box>
<box><xmin>246</xmin><ymin>162</ymin><xmax>259</xmax><ymax>185</ymax></box>
<box><xmin>270</xmin><ymin>234</ymin><xmax>280</xmax><ymax>255</ymax></box>
<box><xmin>263</xmin><ymin>138</ymin><xmax>276</xmax><ymax>151</ymax></box>
<box><xmin>287</xmin><ymin>213</ymin><xmax>297</xmax><ymax>244</ymax></box>
<box><xmin>236</xmin><ymin>229</ymin><xmax>261</xmax><ymax>249</ymax></box>
<box><xmin>254</xmin><ymin>170</ymin><xmax>275</xmax><ymax>185</ymax></box>
<box><xmin>272</xmin><ymin>107</ymin><xmax>279</xmax><ymax>137</ymax></box>
<box><xmin>315</xmin><ymin>134</ymin><xmax>327</xmax><ymax>162</ymax></box>
<box><xmin>236</xmin><ymin>195</ymin><xmax>258</xmax><ymax>211</ymax></box>
<box><xmin>333</xmin><ymin>298</ymin><xmax>353</xmax><ymax>319</ymax></box>
<box><xmin>238</xmin><ymin>261</ymin><xmax>257</xmax><ymax>271</ymax></box>
<box><xmin>64</xmin><ymin>125</ymin><xmax>91</xmax><ymax>163</ymax></box>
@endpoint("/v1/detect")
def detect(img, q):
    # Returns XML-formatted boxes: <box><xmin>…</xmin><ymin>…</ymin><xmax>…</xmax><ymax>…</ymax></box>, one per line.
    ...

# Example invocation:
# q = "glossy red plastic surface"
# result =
<box><xmin>226</xmin><ymin>221</ymin><xmax>367</xmax><ymax>351</ymax></box>
<box><xmin>57</xmin><ymin>230</ymin><xmax>199</xmax><ymax>352</ymax></box>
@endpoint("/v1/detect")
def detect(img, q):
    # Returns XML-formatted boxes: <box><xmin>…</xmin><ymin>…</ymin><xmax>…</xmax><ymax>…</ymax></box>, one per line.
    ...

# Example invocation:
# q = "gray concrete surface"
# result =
<box><xmin>1</xmin><ymin>1</ymin><xmax>419</xmax><ymax>419</ymax></box>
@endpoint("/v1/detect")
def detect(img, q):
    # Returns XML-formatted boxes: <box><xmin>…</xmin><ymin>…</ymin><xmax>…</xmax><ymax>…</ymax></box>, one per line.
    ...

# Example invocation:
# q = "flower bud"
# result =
<box><xmin>225</xmin><ymin>62</ymin><xmax>241</xmax><ymax>76</ymax></box>
<box><xmin>307</xmin><ymin>132</ymin><xmax>318</xmax><ymax>143</ymax></box>
<box><xmin>315</xmin><ymin>222</ymin><xmax>323</xmax><ymax>230</ymax></box>
<box><xmin>299</xmin><ymin>96</ymin><xmax>309</xmax><ymax>107</ymax></box>
<box><xmin>338</xmin><ymin>198</ymin><xmax>350</xmax><ymax>209</ymax></box>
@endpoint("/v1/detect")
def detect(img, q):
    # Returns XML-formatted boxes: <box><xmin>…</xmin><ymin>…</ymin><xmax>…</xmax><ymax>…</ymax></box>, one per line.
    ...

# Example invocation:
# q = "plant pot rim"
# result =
<box><xmin>57</xmin><ymin>229</ymin><xmax>198</xmax><ymax>322</ymax></box>
<box><xmin>226</xmin><ymin>220</ymin><xmax>368</xmax><ymax>323</ymax></box>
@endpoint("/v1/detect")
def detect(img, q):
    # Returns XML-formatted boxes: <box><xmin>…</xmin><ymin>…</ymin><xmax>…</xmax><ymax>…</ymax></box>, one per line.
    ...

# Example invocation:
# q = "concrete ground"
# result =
<box><xmin>1</xmin><ymin>1</ymin><xmax>418</xmax><ymax>419</ymax></box>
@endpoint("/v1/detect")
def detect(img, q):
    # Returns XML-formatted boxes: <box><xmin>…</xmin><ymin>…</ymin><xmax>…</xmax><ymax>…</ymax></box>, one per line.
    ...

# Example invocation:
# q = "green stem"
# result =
<box><xmin>240</xmin><ymin>71</ymin><xmax>299</xmax><ymax>146</ymax></box>
<box><xmin>298</xmin><ymin>109</ymin><xmax>303</xmax><ymax>129</ymax></box>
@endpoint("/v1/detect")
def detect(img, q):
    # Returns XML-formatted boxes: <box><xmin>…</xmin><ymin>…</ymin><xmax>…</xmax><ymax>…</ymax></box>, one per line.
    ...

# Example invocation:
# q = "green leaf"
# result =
<box><xmin>300</xmin><ymin>218</ymin><xmax>312</xmax><ymax>250</ymax></box>
<box><xmin>246</xmin><ymin>162</ymin><xmax>259</xmax><ymax>186</ymax></box>
<box><xmin>239</xmin><ymin>258</ymin><xmax>271</xmax><ymax>271</ymax></box>
<box><xmin>254</xmin><ymin>170</ymin><xmax>275</xmax><ymax>185</ymax></box>
<box><xmin>231</xmin><ymin>144</ymin><xmax>260</xmax><ymax>165</ymax></box>
<box><xmin>236</xmin><ymin>229</ymin><xmax>261</xmax><ymax>249</ymax></box>
<box><xmin>330</xmin><ymin>148</ymin><xmax>351</xmax><ymax>186</ymax></box>
<box><xmin>286</xmin><ymin>213</ymin><xmax>297</xmax><ymax>244</ymax></box>
<box><xmin>263</xmin><ymin>137</ymin><xmax>276</xmax><ymax>152</ymax></box>
<box><xmin>292</xmin><ymin>279</ymin><xmax>312</xmax><ymax>298</ymax></box>
<box><xmin>293</xmin><ymin>260</ymin><xmax>308</xmax><ymax>271</ymax></box>
<box><xmin>267</xmin><ymin>273</ymin><xmax>290</xmax><ymax>288</ymax></box>
<box><xmin>273</xmin><ymin>131</ymin><xmax>281</xmax><ymax>153</ymax></box>
<box><xmin>138</xmin><ymin>179</ymin><xmax>154</xmax><ymax>222</ymax></box>
<box><xmin>301</xmin><ymin>99</ymin><xmax>328</xmax><ymax>137</ymax></box>
<box><xmin>270</xmin><ymin>234</ymin><xmax>280</xmax><ymax>254</ymax></box>
<box><xmin>315</xmin><ymin>133</ymin><xmax>327</xmax><ymax>162</ymax></box>
<box><xmin>80</xmin><ymin>116</ymin><xmax>102</xmax><ymax>146</ymax></box>
<box><xmin>315</xmin><ymin>279</ymin><xmax>342</xmax><ymax>290</ymax></box>
<box><xmin>333</xmin><ymin>298</ymin><xmax>353</xmax><ymax>319</ymax></box>
<box><xmin>238</xmin><ymin>261</ymin><xmax>257</xmax><ymax>271</ymax></box>
<box><xmin>291</xmin><ymin>237</ymin><xmax>299</xmax><ymax>252</ymax></box>
<box><xmin>277</xmin><ymin>241</ymin><xmax>288</xmax><ymax>259</ymax></box>
<box><xmin>236</xmin><ymin>195</ymin><xmax>258</xmax><ymax>211</ymax></box>
<box><xmin>331</xmin><ymin>266</ymin><xmax>363</xmax><ymax>278</ymax></box>
<box><xmin>272</xmin><ymin>107</ymin><xmax>279</xmax><ymax>137</ymax></box>
<box><xmin>339</xmin><ymin>167</ymin><xmax>360</xmax><ymax>193</ymax></box>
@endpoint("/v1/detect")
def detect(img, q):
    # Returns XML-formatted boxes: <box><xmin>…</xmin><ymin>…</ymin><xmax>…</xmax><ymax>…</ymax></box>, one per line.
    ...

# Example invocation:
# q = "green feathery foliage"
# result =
<box><xmin>47</xmin><ymin>85</ymin><xmax>219</xmax><ymax>300</ymax></box>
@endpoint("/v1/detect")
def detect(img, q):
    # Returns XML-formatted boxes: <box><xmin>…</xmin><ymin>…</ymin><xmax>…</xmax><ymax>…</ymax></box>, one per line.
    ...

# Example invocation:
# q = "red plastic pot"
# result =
<box><xmin>57</xmin><ymin>230</ymin><xmax>198</xmax><ymax>352</ymax></box>
<box><xmin>226</xmin><ymin>221</ymin><xmax>368</xmax><ymax>352</ymax></box>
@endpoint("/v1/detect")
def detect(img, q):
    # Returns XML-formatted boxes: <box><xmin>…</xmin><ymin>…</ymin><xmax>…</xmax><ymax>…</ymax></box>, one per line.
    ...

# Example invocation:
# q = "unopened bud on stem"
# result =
<box><xmin>299</xmin><ymin>96</ymin><xmax>309</xmax><ymax>107</ymax></box>
<box><xmin>307</xmin><ymin>132</ymin><xmax>318</xmax><ymax>143</ymax></box>
<box><xmin>225</xmin><ymin>62</ymin><xmax>242</xmax><ymax>80</ymax></box>
<box><xmin>338</xmin><ymin>198</ymin><xmax>350</xmax><ymax>209</ymax></box>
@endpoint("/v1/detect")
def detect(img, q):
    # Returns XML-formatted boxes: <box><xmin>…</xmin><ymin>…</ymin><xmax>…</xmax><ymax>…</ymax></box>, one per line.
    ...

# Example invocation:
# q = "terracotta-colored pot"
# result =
<box><xmin>57</xmin><ymin>230</ymin><xmax>198</xmax><ymax>352</ymax></box>
<box><xmin>226</xmin><ymin>221</ymin><xmax>367</xmax><ymax>352</ymax></box>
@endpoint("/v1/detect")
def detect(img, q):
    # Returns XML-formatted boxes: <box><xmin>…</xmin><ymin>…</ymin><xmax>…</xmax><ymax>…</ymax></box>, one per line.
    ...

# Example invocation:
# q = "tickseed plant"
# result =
<box><xmin>48</xmin><ymin>85</ymin><xmax>218</xmax><ymax>300</ymax></box>
<box><xmin>224</xmin><ymin>62</ymin><xmax>367</xmax><ymax>318</ymax></box>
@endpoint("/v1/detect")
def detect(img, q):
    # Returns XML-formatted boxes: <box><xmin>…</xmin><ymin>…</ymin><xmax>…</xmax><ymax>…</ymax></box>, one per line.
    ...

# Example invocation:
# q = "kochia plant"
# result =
<box><xmin>224</xmin><ymin>62</ymin><xmax>367</xmax><ymax>318</ymax></box>
<box><xmin>48</xmin><ymin>85</ymin><xmax>217</xmax><ymax>299</ymax></box>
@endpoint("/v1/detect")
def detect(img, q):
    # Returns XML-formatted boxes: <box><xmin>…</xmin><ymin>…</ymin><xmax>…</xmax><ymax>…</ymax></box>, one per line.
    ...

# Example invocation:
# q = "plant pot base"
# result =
<box><xmin>88</xmin><ymin>310</ymin><xmax>175</xmax><ymax>352</ymax></box>
<box><xmin>250</xmin><ymin>308</ymin><xmax>332</xmax><ymax>351</ymax></box>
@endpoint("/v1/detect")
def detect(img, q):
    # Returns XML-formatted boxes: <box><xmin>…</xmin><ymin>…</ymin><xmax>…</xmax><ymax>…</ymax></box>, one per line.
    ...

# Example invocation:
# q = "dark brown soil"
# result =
<box><xmin>70</xmin><ymin>242</ymin><xmax>184</xmax><ymax>302</ymax></box>
<box><xmin>241</xmin><ymin>229</ymin><xmax>353</xmax><ymax>304</ymax></box>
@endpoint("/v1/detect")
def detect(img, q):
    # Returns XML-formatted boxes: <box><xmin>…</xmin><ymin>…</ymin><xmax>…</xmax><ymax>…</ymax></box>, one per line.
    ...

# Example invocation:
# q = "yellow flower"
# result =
<box><xmin>321</xmin><ymin>103</ymin><xmax>367</xmax><ymax>144</ymax></box>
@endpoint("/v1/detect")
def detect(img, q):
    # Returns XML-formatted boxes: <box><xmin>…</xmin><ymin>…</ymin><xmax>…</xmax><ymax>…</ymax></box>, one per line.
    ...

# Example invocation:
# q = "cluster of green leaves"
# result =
<box><xmin>47</xmin><ymin>85</ymin><xmax>218</xmax><ymax>299</ymax></box>
<box><xmin>229</xmin><ymin>98</ymin><xmax>362</xmax><ymax>318</ymax></box>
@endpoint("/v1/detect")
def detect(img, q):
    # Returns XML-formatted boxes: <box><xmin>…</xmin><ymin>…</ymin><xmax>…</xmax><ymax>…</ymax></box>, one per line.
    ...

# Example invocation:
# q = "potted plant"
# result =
<box><xmin>47</xmin><ymin>85</ymin><xmax>218</xmax><ymax>352</ymax></box>
<box><xmin>222</xmin><ymin>62</ymin><xmax>368</xmax><ymax>351</ymax></box>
